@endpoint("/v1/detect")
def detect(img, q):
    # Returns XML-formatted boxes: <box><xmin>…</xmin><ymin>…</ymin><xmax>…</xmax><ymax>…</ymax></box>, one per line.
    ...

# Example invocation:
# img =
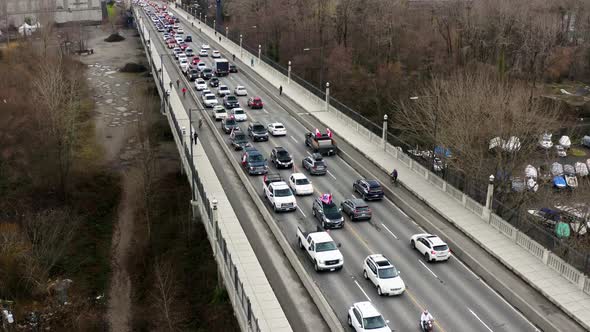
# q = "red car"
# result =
<box><xmin>191</xmin><ymin>57</ymin><xmax>201</xmax><ymax>65</ymax></box>
<box><xmin>167</xmin><ymin>41</ymin><xmax>176</xmax><ymax>49</ymax></box>
<box><xmin>248</xmin><ymin>97</ymin><xmax>264</xmax><ymax>109</ymax></box>
<box><xmin>179</xmin><ymin>43</ymin><xmax>189</xmax><ymax>51</ymax></box>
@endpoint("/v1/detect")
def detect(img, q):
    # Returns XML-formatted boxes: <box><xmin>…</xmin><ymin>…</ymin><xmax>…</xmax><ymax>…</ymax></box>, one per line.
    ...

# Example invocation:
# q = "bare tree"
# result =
<box><xmin>32</xmin><ymin>55</ymin><xmax>82</xmax><ymax>199</ymax></box>
<box><xmin>151</xmin><ymin>257</ymin><xmax>183</xmax><ymax>332</ymax></box>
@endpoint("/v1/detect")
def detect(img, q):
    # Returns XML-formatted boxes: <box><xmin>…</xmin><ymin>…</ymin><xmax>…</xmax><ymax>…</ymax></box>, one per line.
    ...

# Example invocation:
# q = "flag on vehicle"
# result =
<box><xmin>320</xmin><ymin>193</ymin><xmax>332</xmax><ymax>204</ymax></box>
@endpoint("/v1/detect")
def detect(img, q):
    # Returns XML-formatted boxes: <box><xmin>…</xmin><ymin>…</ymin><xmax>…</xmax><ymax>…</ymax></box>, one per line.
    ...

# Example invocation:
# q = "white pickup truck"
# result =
<box><xmin>297</xmin><ymin>226</ymin><xmax>343</xmax><ymax>272</ymax></box>
<box><xmin>263</xmin><ymin>175</ymin><xmax>297</xmax><ymax>212</ymax></box>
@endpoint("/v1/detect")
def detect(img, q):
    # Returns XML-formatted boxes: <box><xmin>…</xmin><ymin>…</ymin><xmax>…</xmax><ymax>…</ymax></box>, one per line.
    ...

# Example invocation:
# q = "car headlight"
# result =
<box><xmin>249</xmin><ymin>167</ymin><xmax>254</xmax><ymax>170</ymax></box>
<box><xmin>340</xmin><ymin>217</ymin><xmax>344</xmax><ymax>222</ymax></box>
<box><xmin>317</xmin><ymin>260</ymin><xmax>324</xmax><ymax>264</ymax></box>
<box><xmin>323</xmin><ymin>216</ymin><xmax>329</xmax><ymax>222</ymax></box>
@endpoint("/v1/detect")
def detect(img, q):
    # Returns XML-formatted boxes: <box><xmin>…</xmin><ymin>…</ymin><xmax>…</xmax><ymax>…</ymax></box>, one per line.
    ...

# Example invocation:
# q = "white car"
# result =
<box><xmin>176</xmin><ymin>28</ymin><xmax>184</xmax><ymax>34</ymax></box>
<box><xmin>201</xmin><ymin>89</ymin><xmax>212</xmax><ymax>96</ymax></box>
<box><xmin>212</xmin><ymin>50</ymin><xmax>221</xmax><ymax>58</ymax></box>
<box><xmin>217</xmin><ymin>85</ymin><xmax>231</xmax><ymax>97</ymax></box>
<box><xmin>213</xmin><ymin>105</ymin><xmax>227</xmax><ymax>121</ymax></box>
<box><xmin>199</xmin><ymin>49</ymin><xmax>209</xmax><ymax>57</ymax></box>
<box><xmin>202</xmin><ymin>93</ymin><xmax>218</xmax><ymax>107</ymax></box>
<box><xmin>348</xmin><ymin>302</ymin><xmax>391</xmax><ymax>332</ymax></box>
<box><xmin>201</xmin><ymin>44</ymin><xmax>210</xmax><ymax>50</ymax></box>
<box><xmin>267</xmin><ymin>122</ymin><xmax>286</xmax><ymax>136</ymax></box>
<box><xmin>196</xmin><ymin>62</ymin><xmax>207</xmax><ymax>71</ymax></box>
<box><xmin>234</xmin><ymin>85</ymin><xmax>248</xmax><ymax>96</ymax></box>
<box><xmin>363</xmin><ymin>254</ymin><xmax>405</xmax><ymax>296</ymax></box>
<box><xmin>179</xmin><ymin>58</ymin><xmax>189</xmax><ymax>72</ymax></box>
<box><xmin>174</xmin><ymin>37</ymin><xmax>183</xmax><ymax>44</ymax></box>
<box><xmin>230</xmin><ymin>108</ymin><xmax>247</xmax><ymax>122</ymax></box>
<box><xmin>288</xmin><ymin>173</ymin><xmax>313</xmax><ymax>195</ymax></box>
<box><xmin>194</xmin><ymin>78</ymin><xmax>207</xmax><ymax>91</ymax></box>
<box><xmin>264</xmin><ymin>181</ymin><xmax>297</xmax><ymax>212</ymax></box>
<box><xmin>173</xmin><ymin>47</ymin><xmax>182</xmax><ymax>58</ymax></box>
<box><xmin>410</xmin><ymin>233</ymin><xmax>451</xmax><ymax>262</ymax></box>
<box><xmin>556</xmin><ymin>145</ymin><xmax>567</xmax><ymax>157</ymax></box>
<box><xmin>177</xmin><ymin>52</ymin><xmax>187</xmax><ymax>62</ymax></box>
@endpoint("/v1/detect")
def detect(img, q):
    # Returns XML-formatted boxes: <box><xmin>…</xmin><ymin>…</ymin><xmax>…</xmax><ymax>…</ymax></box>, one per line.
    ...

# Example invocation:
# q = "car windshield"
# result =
<box><xmin>315</xmin><ymin>241</ymin><xmax>337</xmax><ymax>252</ymax></box>
<box><xmin>277</xmin><ymin>150</ymin><xmax>290</xmax><ymax>157</ymax></box>
<box><xmin>315</xmin><ymin>161</ymin><xmax>326</xmax><ymax>167</ymax></box>
<box><xmin>234</xmin><ymin>110</ymin><xmax>244</xmax><ymax>115</ymax></box>
<box><xmin>203</xmin><ymin>69</ymin><xmax>212</xmax><ymax>73</ymax></box>
<box><xmin>205</xmin><ymin>95</ymin><xmax>216</xmax><ymax>100</ymax></box>
<box><xmin>225</xmin><ymin>119</ymin><xmax>236</xmax><ymax>125</ymax></box>
<box><xmin>295</xmin><ymin>178</ymin><xmax>310</xmax><ymax>185</ymax></box>
<box><xmin>323</xmin><ymin>203</ymin><xmax>341</xmax><ymax>219</ymax></box>
<box><xmin>216</xmin><ymin>109</ymin><xmax>226</xmax><ymax>114</ymax></box>
<box><xmin>234</xmin><ymin>134</ymin><xmax>246</xmax><ymax>141</ymax></box>
<box><xmin>274</xmin><ymin>188</ymin><xmax>292</xmax><ymax>197</ymax></box>
<box><xmin>377</xmin><ymin>266</ymin><xmax>399</xmax><ymax>279</ymax></box>
<box><xmin>363</xmin><ymin>315</ymin><xmax>387</xmax><ymax>329</ymax></box>
<box><xmin>253</xmin><ymin>125</ymin><xmax>265</xmax><ymax>132</ymax></box>
<box><xmin>249</xmin><ymin>154</ymin><xmax>264</xmax><ymax>162</ymax></box>
<box><xmin>227</xmin><ymin>96</ymin><xmax>237</xmax><ymax>102</ymax></box>
<box><xmin>433</xmin><ymin>245</ymin><xmax>448</xmax><ymax>251</ymax></box>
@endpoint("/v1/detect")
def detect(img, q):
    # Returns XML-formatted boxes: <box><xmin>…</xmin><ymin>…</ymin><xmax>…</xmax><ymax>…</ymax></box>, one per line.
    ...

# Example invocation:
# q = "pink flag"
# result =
<box><xmin>326</xmin><ymin>128</ymin><xmax>332</xmax><ymax>138</ymax></box>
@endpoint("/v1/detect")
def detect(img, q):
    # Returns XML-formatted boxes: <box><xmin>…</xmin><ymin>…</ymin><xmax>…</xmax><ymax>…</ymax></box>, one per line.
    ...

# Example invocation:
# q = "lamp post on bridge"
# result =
<box><xmin>410</xmin><ymin>95</ymin><xmax>440</xmax><ymax>172</ymax></box>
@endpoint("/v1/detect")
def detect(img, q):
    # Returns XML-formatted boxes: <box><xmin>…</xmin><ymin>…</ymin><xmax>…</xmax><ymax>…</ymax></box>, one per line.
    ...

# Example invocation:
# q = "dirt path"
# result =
<box><xmin>80</xmin><ymin>28</ymin><xmax>147</xmax><ymax>332</ymax></box>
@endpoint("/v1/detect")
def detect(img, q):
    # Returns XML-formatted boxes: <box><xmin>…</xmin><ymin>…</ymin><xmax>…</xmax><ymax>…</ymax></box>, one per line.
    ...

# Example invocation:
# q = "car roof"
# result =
<box><xmin>291</xmin><ymin>173</ymin><xmax>307</xmax><ymax>179</ymax></box>
<box><xmin>311</xmin><ymin>153</ymin><xmax>323</xmax><ymax>160</ymax></box>
<box><xmin>204</xmin><ymin>93</ymin><xmax>215</xmax><ymax>97</ymax></box>
<box><xmin>368</xmin><ymin>254</ymin><xmax>392</xmax><ymax>267</ymax></box>
<box><xmin>426</xmin><ymin>235</ymin><xmax>446</xmax><ymax>246</ymax></box>
<box><xmin>270</xmin><ymin>181</ymin><xmax>289</xmax><ymax>189</ymax></box>
<box><xmin>365</xmin><ymin>179</ymin><xmax>380</xmax><ymax>187</ymax></box>
<box><xmin>274</xmin><ymin>146</ymin><xmax>287</xmax><ymax>152</ymax></box>
<box><xmin>350</xmin><ymin>198</ymin><xmax>367</xmax><ymax>206</ymax></box>
<box><xmin>353</xmin><ymin>301</ymin><xmax>381</xmax><ymax>317</ymax></box>
<box><xmin>310</xmin><ymin>231</ymin><xmax>334</xmax><ymax>243</ymax></box>
<box><xmin>270</xmin><ymin>122</ymin><xmax>283</xmax><ymax>126</ymax></box>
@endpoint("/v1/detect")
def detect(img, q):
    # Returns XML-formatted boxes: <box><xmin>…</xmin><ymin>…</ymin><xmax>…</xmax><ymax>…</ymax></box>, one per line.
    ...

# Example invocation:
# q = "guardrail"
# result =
<box><xmin>135</xmin><ymin>11</ymin><xmax>291</xmax><ymax>332</ymax></box>
<box><xmin>169</xmin><ymin>1</ymin><xmax>590</xmax><ymax>306</ymax></box>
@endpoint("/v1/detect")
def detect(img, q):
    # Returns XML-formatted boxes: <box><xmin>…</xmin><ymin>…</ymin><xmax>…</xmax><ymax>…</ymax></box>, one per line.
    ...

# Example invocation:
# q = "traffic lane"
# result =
<box><xmin>172</xmin><ymin>12</ymin><xmax>539</xmax><ymax>331</ymax></box>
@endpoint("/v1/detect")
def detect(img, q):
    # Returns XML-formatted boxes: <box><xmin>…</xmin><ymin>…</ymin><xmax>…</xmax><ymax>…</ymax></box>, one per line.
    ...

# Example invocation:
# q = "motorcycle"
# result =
<box><xmin>420</xmin><ymin>319</ymin><xmax>434</xmax><ymax>331</ymax></box>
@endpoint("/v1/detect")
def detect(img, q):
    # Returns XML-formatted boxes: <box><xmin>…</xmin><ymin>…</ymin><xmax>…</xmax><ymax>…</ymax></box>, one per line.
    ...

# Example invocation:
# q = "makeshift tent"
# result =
<box><xmin>559</xmin><ymin>136</ymin><xmax>571</xmax><ymax>149</ymax></box>
<box><xmin>551</xmin><ymin>162</ymin><xmax>564</xmax><ymax>176</ymax></box>
<box><xmin>553</xmin><ymin>176</ymin><xmax>566</xmax><ymax>189</ymax></box>
<box><xmin>575</xmin><ymin>162</ymin><xmax>589</xmax><ymax>177</ymax></box>
<box><xmin>556</xmin><ymin>222</ymin><xmax>571</xmax><ymax>238</ymax></box>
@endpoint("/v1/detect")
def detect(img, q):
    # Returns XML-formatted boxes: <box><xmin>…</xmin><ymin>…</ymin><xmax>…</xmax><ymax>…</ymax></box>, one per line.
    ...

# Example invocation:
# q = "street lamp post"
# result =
<box><xmin>199</xmin><ymin>12</ymin><xmax>201</xmax><ymax>22</ymax></box>
<box><xmin>226</xmin><ymin>26</ymin><xmax>229</xmax><ymax>38</ymax></box>
<box><xmin>382</xmin><ymin>114</ymin><xmax>388</xmax><ymax>150</ymax></box>
<box><xmin>288</xmin><ymin>61</ymin><xmax>292</xmax><ymax>85</ymax></box>
<box><xmin>214</xmin><ymin>19</ymin><xmax>216</xmax><ymax>32</ymax></box>
<box><xmin>325</xmin><ymin>82</ymin><xmax>330</xmax><ymax>112</ymax></box>
<box><xmin>258</xmin><ymin>44</ymin><xmax>261</xmax><ymax>64</ymax></box>
<box><xmin>410</xmin><ymin>95</ymin><xmax>440</xmax><ymax>171</ymax></box>
<box><xmin>239</xmin><ymin>34</ymin><xmax>243</xmax><ymax>58</ymax></box>
<box><xmin>204</xmin><ymin>15</ymin><xmax>207</xmax><ymax>27</ymax></box>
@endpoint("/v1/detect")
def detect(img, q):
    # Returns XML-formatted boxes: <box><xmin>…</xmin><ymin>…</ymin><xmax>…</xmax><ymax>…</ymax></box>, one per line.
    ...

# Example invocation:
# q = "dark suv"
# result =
<box><xmin>341</xmin><ymin>198</ymin><xmax>372</xmax><ymax>221</ymax></box>
<box><xmin>241</xmin><ymin>148</ymin><xmax>268</xmax><ymax>175</ymax></box>
<box><xmin>353</xmin><ymin>179</ymin><xmax>384</xmax><ymax>200</ymax></box>
<box><xmin>312</xmin><ymin>197</ymin><xmax>344</xmax><ymax>229</ymax></box>
<box><xmin>248</xmin><ymin>122</ymin><xmax>269</xmax><ymax>142</ymax></box>
<box><xmin>270</xmin><ymin>147</ymin><xmax>293</xmax><ymax>169</ymax></box>
<box><xmin>186</xmin><ymin>68</ymin><xmax>199</xmax><ymax>81</ymax></box>
<box><xmin>209</xmin><ymin>77</ymin><xmax>220</xmax><ymax>87</ymax></box>
<box><xmin>223</xmin><ymin>95</ymin><xmax>240</xmax><ymax>109</ymax></box>
<box><xmin>302</xmin><ymin>153</ymin><xmax>327</xmax><ymax>175</ymax></box>
<box><xmin>201</xmin><ymin>68</ymin><xmax>213</xmax><ymax>80</ymax></box>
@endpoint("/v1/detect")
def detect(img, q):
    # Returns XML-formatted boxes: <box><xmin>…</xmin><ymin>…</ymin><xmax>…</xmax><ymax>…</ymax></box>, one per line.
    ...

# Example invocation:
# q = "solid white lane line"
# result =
<box><xmin>327</xmin><ymin>170</ymin><xmax>337</xmax><ymax>180</ymax></box>
<box><xmin>353</xmin><ymin>280</ymin><xmax>372</xmax><ymax>302</ymax></box>
<box><xmin>290</xmin><ymin>135</ymin><xmax>298</xmax><ymax>144</ymax></box>
<box><xmin>468</xmin><ymin>308</ymin><xmax>494</xmax><ymax>332</ymax></box>
<box><xmin>381</xmin><ymin>223</ymin><xmax>398</xmax><ymax>240</ymax></box>
<box><xmin>262</xmin><ymin>108</ymin><xmax>269</xmax><ymax>114</ymax></box>
<box><xmin>418</xmin><ymin>260</ymin><xmax>439</xmax><ymax>279</ymax></box>
<box><xmin>352</xmin><ymin>194</ymin><xmax>357</xmax><ymax>199</ymax></box>
<box><xmin>297</xmin><ymin>206</ymin><xmax>307</xmax><ymax>218</ymax></box>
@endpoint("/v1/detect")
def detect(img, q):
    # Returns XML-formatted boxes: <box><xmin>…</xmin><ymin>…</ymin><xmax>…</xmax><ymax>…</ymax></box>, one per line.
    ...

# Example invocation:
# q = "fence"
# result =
<box><xmin>173</xmin><ymin>0</ymin><xmax>590</xmax><ymax>305</ymax></box>
<box><xmin>135</xmin><ymin>10</ymin><xmax>290</xmax><ymax>331</ymax></box>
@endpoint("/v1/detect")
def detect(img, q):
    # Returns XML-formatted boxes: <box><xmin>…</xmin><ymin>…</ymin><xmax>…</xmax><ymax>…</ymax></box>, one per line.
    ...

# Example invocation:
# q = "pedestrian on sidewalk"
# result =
<box><xmin>176</xmin><ymin>79</ymin><xmax>180</xmax><ymax>88</ymax></box>
<box><xmin>232</xmin><ymin>54</ymin><xmax>235</xmax><ymax>61</ymax></box>
<box><xmin>182</xmin><ymin>87</ymin><xmax>187</xmax><ymax>97</ymax></box>
<box><xmin>279</xmin><ymin>85</ymin><xmax>283</xmax><ymax>95</ymax></box>
<box><xmin>193</xmin><ymin>131</ymin><xmax>198</xmax><ymax>145</ymax></box>
<box><xmin>169</xmin><ymin>81</ymin><xmax>172</xmax><ymax>89</ymax></box>
<box><xmin>251</xmin><ymin>58</ymin><xmax>254</xmax><ymax>66</ymax></box>
<box><xmin>391</xmin><ymin>169</ymin><xmax>398</xmax><ymax>184</ymax></box>
<box><xmin>219</xmin><ymin>36</ymin><xmax>221</xmax><ymax>42</ymax></box>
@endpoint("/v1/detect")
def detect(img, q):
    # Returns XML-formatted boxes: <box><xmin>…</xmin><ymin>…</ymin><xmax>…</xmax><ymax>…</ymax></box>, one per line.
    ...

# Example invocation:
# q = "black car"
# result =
<box><xmin>248</xmin><ymin>122</ymin><xmax>269</xmax><ymax>142</ymax></box>
<box><xmin>229</xmin><ymin>131</ymin><xmax>251</xmax><ymax>150</ymax></box>
<box><xmin>270</xmin><ymin>147</ymin><xmax>293</xmax><ymax>169</ymax></box>
<box><xmin>353</xmin><ymin>179</ymin><xmax>384</xmax><ymax>200</ymax></box>
<box><xmin>201</xmin><ymin>68</ymin><xmax>213</xmax><ymax>80</ymax></box>
<box><xmin>185</xmin><ymin>35</ymin><xmax>192</xmax><ymax>42</ymax></box>
<box><xmin>229</xmin><ymin>64</ymin><xmax>238</xmax><ymax>73</ymax></box>
<box><xmin>186</xmin><ymin>68</ymin><xmax>200</xmax><ymax>81</ymax></box>
<box><xmin>341</xmin><ymin>198</ymin><xmax>372</xmax><ymax>221</ymax></box>
<box><xmin>302</xmin><ymin>153</ymin><xmax>327</xmax><ymax>175</ymax></box>
<box><xmin>312</xmin><ymin>198</ymin><xmax>344</xmax><ymax>229</ymax></box>
<box><xmin>221</xmin><ymin>117</ymin><xmax>239</xmax><ymax>134</ymax></box>
<box><xmin>223</xmin><ymin>95</ymin><xmax>240</xmax><ymax>109</ymax></box>
<box><xmin>209</xmin><ymin>77</ymin><xmax>220</xmax><ymax>87</ymax></box>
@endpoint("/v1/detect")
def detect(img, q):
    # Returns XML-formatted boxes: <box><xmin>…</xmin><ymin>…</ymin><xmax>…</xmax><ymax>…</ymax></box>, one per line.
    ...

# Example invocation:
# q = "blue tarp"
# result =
<box><xmin>553</xmin><ymin>176</ymin><xmax>566</xmax><ymax>188</ymax></box>
<box><xmin>434</xmin><ymin>146</ymin><xmax>452</xmax><ymax>158</ymax></box>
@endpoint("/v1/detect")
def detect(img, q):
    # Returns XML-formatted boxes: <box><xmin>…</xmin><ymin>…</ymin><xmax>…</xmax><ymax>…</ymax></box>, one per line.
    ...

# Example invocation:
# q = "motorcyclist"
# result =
<box><xmin>420</xmin><ymin>309</ymin><xmax>434</xmax><ymax>330</ymax></box>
